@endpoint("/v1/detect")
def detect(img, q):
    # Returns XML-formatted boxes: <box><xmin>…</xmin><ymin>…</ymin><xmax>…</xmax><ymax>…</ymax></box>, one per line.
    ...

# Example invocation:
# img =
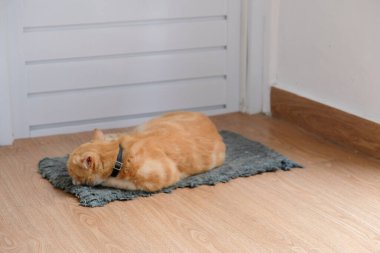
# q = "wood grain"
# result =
<box><xmin>271</xmin><ymin>87</ymin><xmax>380</xmax><ymax>161</ymax></box>
<box><xmin>1</xmin><ymin>113</ymin><xmax>380</xmax><ymax>252</ymax></box>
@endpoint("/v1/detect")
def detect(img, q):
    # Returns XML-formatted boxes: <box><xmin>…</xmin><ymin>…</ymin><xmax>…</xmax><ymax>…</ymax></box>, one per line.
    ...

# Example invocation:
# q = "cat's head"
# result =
<box><xmin>67</xmin><ymin>129</ymin><xmax>109</xmax><ymax>186</ymax></box>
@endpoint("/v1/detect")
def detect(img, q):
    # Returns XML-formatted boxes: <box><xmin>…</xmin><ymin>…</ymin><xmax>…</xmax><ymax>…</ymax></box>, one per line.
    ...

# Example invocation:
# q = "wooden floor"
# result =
<box><xmin>1</xmin><ymin>113</ymin><xmax>380</xmax><ymax>253</ymax></box>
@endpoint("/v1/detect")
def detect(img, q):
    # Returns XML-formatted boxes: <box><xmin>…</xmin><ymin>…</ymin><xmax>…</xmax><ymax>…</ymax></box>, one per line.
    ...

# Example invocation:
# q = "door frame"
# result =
<box><xmin>0</xmin><ymin>0</ymin><xmax>14</xmax><ymax>145</ymax></box>
<box><xmin>244</xmin><ymin>0</ymin><xmax>279</xmax><ymax>114</ymax></box>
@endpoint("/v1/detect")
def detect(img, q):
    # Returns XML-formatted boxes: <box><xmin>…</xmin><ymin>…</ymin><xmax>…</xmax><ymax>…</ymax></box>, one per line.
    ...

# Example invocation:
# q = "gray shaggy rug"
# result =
<box><xmin>38</xmin><ymin>131</ymin><xmax>302</xmax><ymax>207</ymax></box>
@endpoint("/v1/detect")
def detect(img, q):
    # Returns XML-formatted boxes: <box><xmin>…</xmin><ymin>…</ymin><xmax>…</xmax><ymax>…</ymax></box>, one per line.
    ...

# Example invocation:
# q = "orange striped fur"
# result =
<box><xmin>67</xmin><ymin>112</ymin><xmax>226</xmax><ymax>192</ymax></box>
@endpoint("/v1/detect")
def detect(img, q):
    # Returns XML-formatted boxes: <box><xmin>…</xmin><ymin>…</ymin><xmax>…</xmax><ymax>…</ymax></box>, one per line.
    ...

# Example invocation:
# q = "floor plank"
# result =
<box><xmin>1</xmin><ymin>113</ymin><xmax>380</xmax><ymax>252</ymax></box>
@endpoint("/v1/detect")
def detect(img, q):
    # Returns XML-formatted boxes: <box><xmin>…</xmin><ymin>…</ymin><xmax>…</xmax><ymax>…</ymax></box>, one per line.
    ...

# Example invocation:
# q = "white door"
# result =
<box><xmin>7</xmin><ymin>0</ymin><xmax>241</xmax><ymax>139</ymax></box>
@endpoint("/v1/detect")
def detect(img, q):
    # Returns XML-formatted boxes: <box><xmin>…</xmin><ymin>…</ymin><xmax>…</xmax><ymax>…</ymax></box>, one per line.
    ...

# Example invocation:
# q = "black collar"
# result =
<box><xmin>111</xmin><ymin>144</ymin><xmax>123</xmax><ymax>177</ymax></box>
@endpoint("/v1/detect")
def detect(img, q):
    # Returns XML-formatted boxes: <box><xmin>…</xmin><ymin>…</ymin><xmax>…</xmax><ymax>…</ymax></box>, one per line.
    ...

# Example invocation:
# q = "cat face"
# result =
<box><xmin>67</xmin><ymin>129</ymin><xmax>106</xmax><ymax>186</ymax></box>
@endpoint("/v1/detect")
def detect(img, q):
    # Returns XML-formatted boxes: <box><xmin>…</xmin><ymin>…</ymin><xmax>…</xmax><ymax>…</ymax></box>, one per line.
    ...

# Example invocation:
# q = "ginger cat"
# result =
<box><xmin>67</xmin><ymin>112</ymin><xmax>226</xmax><ymax>192</ymax></box>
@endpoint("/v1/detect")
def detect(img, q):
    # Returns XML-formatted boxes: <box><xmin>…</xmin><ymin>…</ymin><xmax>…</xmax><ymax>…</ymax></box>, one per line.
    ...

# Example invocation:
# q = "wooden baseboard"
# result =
<box><xmin>271</xmin><ymin>87</ymin><xmax>380</xmax><ymax>160</ymax></box>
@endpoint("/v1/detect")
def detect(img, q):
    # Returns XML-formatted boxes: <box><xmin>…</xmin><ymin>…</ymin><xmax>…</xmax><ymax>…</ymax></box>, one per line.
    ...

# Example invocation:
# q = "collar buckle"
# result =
<box><xmin>113</xmin><ymin>161</ymin><xmax>123</xmax><ymax>171</ymax></box>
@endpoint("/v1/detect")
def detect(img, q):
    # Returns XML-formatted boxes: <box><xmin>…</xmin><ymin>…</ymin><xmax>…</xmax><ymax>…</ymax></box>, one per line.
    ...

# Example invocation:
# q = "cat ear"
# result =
<box><xmin>80</xmin><ymin>155</ymin><xmax>94</xmax><ymax>169</ymax></box>
<box><xmin>93</xmin><ymin>128</ymin><xmax>105</xmax><ymax>141</ymax></box>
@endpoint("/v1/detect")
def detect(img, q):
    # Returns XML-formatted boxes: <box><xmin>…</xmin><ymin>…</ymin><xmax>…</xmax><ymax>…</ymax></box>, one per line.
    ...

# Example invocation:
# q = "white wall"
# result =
<box><xmin>273</xmin><ymin>0</ymin><xmax>380</xmax><ymax>123</ymax></box>
<box><xmin>0</xmin><ymin>0</ymin><xmax>14</xmax><ymax>145</ymax></box>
